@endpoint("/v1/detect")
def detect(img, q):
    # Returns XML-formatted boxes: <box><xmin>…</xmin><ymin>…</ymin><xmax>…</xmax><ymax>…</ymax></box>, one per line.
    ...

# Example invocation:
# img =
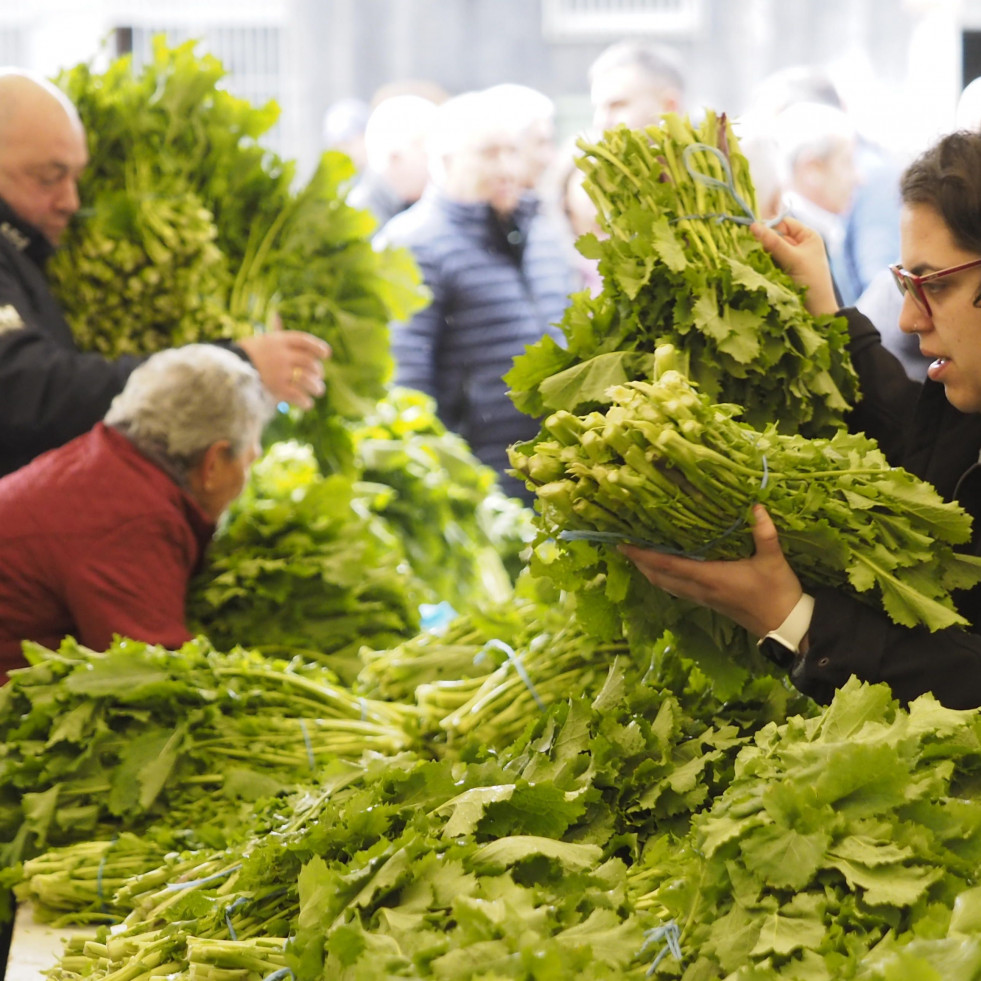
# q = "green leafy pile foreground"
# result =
<box><xmin>631</xmin><ymin>678</ymin><xmax>981</xmax><ymax>979</ymax></box>
<box><xmin>13</xmin><ymin>631</ymin><xmax>981</xmax><ymax>980</ymax></box>
<box><xmin>0</xmin><ymin>637</ymin><xmax>415</xmax><ymax>875</ymax></box>
<box><xmin>7</xmin><ymin>629</ymin><xmax>802</xmax><ymax>979</ymax></box>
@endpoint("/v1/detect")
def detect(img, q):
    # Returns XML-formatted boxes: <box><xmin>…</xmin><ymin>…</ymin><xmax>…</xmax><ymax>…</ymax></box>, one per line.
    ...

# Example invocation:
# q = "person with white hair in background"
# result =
<box><xmin>588</xmin><ymin>39</ymin><xmax>687</xmax><ymax>133</ymax></box>
<box><xmin>732</xmin><ymin>114</ymin><xmax>786</xmax><ymax>223</ymax></box>
<box><xmin>0</xmin><ymin>345</ymin><xmax>275</xmax><ymax>678</ymax></box>
<box><xmin>483</xmin><ymin>82</ymin><xmax>558</xmax><ymax>193</ymax></box>
<box><xmin>322</xmin><ymin>96</ymin><xmax>370</xmax><ymax>172</ymax></box>
<box><xmin>774</xmin><ymin>100</ymin><xmax>862</xmax><ymax>305</ymax></box>
<box><xmin>376</xmin><ymin>88</ymin><xmax>574</xmax><ymax>502</ymax></box>
<box><xmin>348</xmin><ymin>94</ymin><xmax>439</xmax><ymax>229</ymax></box>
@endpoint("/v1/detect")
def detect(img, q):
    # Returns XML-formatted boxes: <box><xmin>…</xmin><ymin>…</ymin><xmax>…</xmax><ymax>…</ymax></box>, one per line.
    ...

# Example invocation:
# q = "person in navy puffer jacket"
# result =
<box><xmin>377</xmin><ymin>87</ymin><xmax>575</xmax><ymax>503</ymax></box>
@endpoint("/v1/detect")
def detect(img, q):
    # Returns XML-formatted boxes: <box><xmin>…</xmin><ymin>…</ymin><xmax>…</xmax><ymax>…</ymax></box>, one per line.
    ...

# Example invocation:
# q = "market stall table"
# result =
<box><xmin>5</xmin><ymin>903</ymin><xmax>96</xmax><ymax>980</ymax></box>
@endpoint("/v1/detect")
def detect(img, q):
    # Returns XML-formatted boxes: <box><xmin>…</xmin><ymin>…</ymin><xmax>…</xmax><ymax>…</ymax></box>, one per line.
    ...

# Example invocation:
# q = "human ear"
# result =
<box><xmin>199</xmin><ymin>440</ymin><xmax>233</xmax><ymax>492</ymax></box>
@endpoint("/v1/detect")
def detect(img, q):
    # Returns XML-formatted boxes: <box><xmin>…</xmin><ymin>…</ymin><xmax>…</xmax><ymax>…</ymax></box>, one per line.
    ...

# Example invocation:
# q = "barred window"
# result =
<box><xmin>108</xmin><ymin>0</ymin><xmax>287</xmax><ymax>153</ymax></box>
<box><xmin>542</xmin><ymin>0</ymin><xmax>703</xmax><ymax>39</ymax></box>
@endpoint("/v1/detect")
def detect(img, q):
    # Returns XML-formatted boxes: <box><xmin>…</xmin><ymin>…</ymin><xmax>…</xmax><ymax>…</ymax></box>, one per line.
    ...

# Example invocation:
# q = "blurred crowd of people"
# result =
<box><xmin>322</xmin><ymin>40</ymin><xmax>981</xmax><ymax>496</ymax></box>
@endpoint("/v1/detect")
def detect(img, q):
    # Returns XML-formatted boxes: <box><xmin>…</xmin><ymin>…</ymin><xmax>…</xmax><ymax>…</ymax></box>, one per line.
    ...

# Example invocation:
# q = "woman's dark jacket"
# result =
<box><xmin>794</xmin><ymin>308</ymin><xmax>981</xmax><ymax>708</ymax></box>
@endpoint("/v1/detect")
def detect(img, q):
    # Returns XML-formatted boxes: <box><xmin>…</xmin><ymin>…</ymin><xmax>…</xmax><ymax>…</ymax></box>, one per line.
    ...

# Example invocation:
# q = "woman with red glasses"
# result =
<box><xmin>620</xmin><ymin>128</ymin><xmax>981</xmax><ymax>709</ymax></box>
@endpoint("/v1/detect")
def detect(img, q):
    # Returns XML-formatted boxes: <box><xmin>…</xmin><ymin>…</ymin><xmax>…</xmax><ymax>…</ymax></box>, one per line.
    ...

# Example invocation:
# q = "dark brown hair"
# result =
<box><xmin>900</xmin><ymin>129</ymin><xmax>981</xmax><ymax>255</ymax></box>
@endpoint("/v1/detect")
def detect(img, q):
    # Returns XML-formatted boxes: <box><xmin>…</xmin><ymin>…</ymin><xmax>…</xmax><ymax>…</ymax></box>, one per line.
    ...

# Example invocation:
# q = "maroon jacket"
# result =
<box><xmin>0</xmin><ymin>423</ymin><xmax>215</xmax><ymax>678</ymax></box>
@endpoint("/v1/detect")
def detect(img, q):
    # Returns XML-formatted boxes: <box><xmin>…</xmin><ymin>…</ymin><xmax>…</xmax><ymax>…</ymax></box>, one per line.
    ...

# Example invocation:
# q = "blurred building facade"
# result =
<box><xmin>0</xmin><ymin>0</ymin><xmax>978</xmax><ymax>178</ymax></box>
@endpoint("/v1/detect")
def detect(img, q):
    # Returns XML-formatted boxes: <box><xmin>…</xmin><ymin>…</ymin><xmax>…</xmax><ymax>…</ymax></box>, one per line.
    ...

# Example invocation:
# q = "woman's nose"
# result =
<box><xmin>897</xmin><ymin>293</ymin><xmax>929</xmax><ymax>335</ymax></box>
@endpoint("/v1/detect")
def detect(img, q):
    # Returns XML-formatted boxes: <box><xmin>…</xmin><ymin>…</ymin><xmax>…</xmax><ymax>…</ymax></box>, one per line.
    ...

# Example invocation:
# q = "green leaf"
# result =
<box><xmin>825</xmin><ymin>853</ymin><xmax>943</xmax><ymax>907</ymax></box>
<box><xmin>749</xmin><ymin>894</ymin><xmax>826</xmax><ymax>957</ymax></box>
<box><xmin>537</xmin><ymin>351</ymin><xmax>656</xmax><ymax>412</ymax></box>
<box><xmin>109</xmin><ymin>723</ymin><xmax>186</xmax><ymax>815</ymax></box>
<box><xmin>738</xmin><ymin>823</ymin><xmax>830</xmax><ymax>890</ymax></box>
<box><xmin>468</xmin><ymin>836</ymin><xmax>603</xmax><ymax>875</ymax></box>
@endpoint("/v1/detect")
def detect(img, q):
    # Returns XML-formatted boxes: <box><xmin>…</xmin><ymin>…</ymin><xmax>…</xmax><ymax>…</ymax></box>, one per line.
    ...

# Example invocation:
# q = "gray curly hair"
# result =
<box><xmin>105</xmin><ymin>344</ymin><xmax>275</xmax><ymax>485</ymax></box>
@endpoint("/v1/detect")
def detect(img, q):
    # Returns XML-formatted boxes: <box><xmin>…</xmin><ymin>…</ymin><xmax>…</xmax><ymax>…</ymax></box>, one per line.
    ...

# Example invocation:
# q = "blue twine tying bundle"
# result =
<box><xmin>639</xmin><ymin>920</ymin><xmax>683</xmax><ymax>974</ymax></box>
<box><xmin>298</xmin><ymin>718</ymin><xmax>316</xmax><ymax>770</ymax></box>
<box><xmin>96</xmin><ymin>835</ymin><xmax>118</xmax><ymax>916</ymax></box>
<box><xmin>560</xmin><ymin>454</ymin><xmax>769</xmax><ymax>560</ymax></box>
<box><xmin>674</xmin><ymin>142</ymin><xmax>784</xmax><ymax>228</ymax></box>
<box><xmin>262</xmin><ymin>969</ymin><xmax>296</xmax><ymax>981</ymax></box>
<box><xmin>484</xmin><ymin>638</ymin><xmax>545</xmax><ymax>709</ymax></box>
<box><xmin>223</xmin><ymin>895</ymin><xmax>250</xmax><ymax>941</ymax></box>
<box><xmin>165</xmin><ymin>863</ymin><xmax>242</xmax><ymax>891</ymax></box>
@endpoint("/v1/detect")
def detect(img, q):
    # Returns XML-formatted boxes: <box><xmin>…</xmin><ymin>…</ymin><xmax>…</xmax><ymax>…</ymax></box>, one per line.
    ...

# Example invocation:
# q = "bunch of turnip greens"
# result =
<box><xmin>631</xmin><ymin>677</ymin><xmax>981</xmax><ymax>980</ymax></box>
<box><xmin>356</xmin><ymin>588</ymin><xmax>626</xmax><ymax>750</ymax></box>
<box><xmin>186</xmin><ymin>441</ymin><xmax>425</xmax><ymax>684</ymax></box>
<box><xmin>506</xmin><ymin>110</ymin><xmax>857</xmax><ymax>440</ymax></box>
<box><xmin>349</xmin><ymin>387</ymin><xmax>535</xmax><ymax>614</ymax></box>
<box><xmin>13</xmin><ymin>833</ymin><xmax>168</xmax><ymax>926</ymax></box>
<box><xmin>356</xmin><ymin>594</ymin><xmax>568</xmax><ymax>704</ymax></box>
<box><xmin>0</xmin><ymin>634</ymin><xmax>415</xmax><ymax>872</ymax></box>
<box><xmin>420</xmin><ymin>613</ymin><xmax>629</xmax><ymax>747</ymax></box>
<box><xmin>508</xmin><ymin>358</ymin><xmax>981</xmax><ymax>692</ymax></box>
<box><xmin>51</xmin><ymin>39</ymin><xmax>428</xmax><ymax>475</ymax></box>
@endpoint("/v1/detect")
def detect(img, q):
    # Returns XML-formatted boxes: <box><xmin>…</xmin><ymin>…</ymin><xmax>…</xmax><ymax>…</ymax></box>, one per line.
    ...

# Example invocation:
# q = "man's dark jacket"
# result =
<box><xmin>0</xmin><ymin>198</ymin><xmax>140</xmax><ymax>476</ymax></box>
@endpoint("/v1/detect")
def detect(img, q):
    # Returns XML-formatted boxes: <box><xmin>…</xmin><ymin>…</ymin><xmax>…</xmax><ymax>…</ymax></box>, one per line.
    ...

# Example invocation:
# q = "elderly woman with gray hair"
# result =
<box><xmin>0</xmin><ymin>344</ymin><xmax>274</xmax><ymax>678</ymax></box>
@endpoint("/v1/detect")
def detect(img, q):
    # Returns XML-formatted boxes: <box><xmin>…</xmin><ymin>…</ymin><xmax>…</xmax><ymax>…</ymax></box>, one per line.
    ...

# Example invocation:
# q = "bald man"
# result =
<box><xmin>0</xmin><ymin>69</ymin><xmax>329</xmax><ymax>477</ymax></box>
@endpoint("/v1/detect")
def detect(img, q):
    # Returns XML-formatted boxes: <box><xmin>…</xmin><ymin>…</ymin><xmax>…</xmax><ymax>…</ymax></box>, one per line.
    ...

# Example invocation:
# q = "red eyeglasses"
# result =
<box><xmin>889</xmin><ymin>257</ymin><xmax>981</xmax><ymax>317</ymax></box>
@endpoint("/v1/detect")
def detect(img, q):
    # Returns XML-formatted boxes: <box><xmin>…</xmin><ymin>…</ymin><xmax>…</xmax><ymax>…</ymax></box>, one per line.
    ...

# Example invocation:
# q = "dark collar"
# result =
<box><xmin>427</xmin><ymin>187</ymin><xmax>540</xmax><ymax>228</ymax></box>
<box><xmin>0</xmin><ymin>197</ymin><xmax>55</xmax><ymax>267</ymax></box>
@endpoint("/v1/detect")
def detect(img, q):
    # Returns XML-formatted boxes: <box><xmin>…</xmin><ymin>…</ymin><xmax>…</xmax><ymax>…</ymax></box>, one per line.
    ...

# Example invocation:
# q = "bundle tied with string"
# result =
<box><xmin>508</xmin><ymin>349</ymin><xmax>981</xmax><ymax>684</ymax></box>
<box><xmin>506</xmin><ymin>110</ymin><xmax>859</xmax><ymax>442</ymax></box>
<box><xmin>673</xmin><ymin>141</ymin><xmax>786</xmax><ymax>230</ymax></box>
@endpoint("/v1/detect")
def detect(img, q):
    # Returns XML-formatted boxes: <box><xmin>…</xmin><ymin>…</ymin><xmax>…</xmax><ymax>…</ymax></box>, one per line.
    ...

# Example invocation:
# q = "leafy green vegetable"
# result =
<box><xmin>634</xmin><ymin>678</ymin><xmax>981</xmax><ymax>980</ymax></box>
<box><xmin>0</xmin><ymin>634</ymin><xmax>414</xmax><ymax>868</ymax></box>
<box><xmin>51</xmin><ymin>38</ymin><xmax>428</xmax><ymax>475</ymax></box>
<box><xmin>187</xmin><ymin>441</ymin><xmax>424</xmax><ymax>683</ymax></box>
<box><xmin>506</xmin><ymin>111</ymin><xmax>858</xmax><ymax>439</ymax></box>
<box><xmin>508</xmin><ymin>359</ymin><xmax>981</xmax><ymax>685</ymax></box>
<box><xmin>349</xmin><ymin>387</ymin><xmax>534</xmax><ymax>612</ymax></box>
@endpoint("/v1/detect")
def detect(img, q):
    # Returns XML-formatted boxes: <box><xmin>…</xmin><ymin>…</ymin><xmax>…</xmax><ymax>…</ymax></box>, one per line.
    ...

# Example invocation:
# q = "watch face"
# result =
<box><xmin>760</xmin><ymin>636</ymin><xmax>794</xmax><ymax>670</ymax></box>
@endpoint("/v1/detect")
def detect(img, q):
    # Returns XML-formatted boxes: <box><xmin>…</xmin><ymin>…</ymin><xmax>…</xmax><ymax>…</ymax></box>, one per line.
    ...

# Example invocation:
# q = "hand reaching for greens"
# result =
<box><xmin>238</xmin><ymin>330</ymin><xmax>331</xmax><ymax>409</ymax></box>
<box><xmin>750</xmin><ymin>218</ymin><xmax>840</xmax><ymax>318</ymax></box>
<box><xmin>619</xmin><ymin>504</ymin><xmax>804</xmax><ymax>638</ymax></box>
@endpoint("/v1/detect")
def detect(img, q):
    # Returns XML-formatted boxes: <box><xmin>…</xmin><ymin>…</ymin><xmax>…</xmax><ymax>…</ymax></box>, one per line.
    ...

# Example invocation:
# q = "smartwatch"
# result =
<box><xmin>757</xmin><ymin>594</ymin><xmax>814</xmax><ymax>669</ymax></box>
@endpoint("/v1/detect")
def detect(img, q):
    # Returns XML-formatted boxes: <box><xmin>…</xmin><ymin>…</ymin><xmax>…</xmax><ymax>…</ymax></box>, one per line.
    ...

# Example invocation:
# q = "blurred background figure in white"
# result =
<box><xmin>732</xmin><ymin>114</ymin><xmax>785</xmax><ymax>223</ymax></box>
<box><xmin>348</xmin><ymin>94</ymin><xmax>439</xmax><ymax>229</ymax></box>
<box><xmin>588</xmin><ymin>39</ymin><xmax>687</xmax><ymax>132</ymax></box>
<box><xmin>322</xmin><ymin>96</ymin><xmax>371</xmax><ymax>172</ymax></box>
<box><xmin>774</xmin><ymin>100</ymin><xmax>861</xmax><ymax>305</ymax></box>
<box><xmin>483</xmin><ymin>83</ymin><xmax>558</xmax><ymax>196</ymax></box>
<box><xmin>541</xmin><ymin>136</ymin><xmax>604</xmax><ymax>295</ymax></box>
